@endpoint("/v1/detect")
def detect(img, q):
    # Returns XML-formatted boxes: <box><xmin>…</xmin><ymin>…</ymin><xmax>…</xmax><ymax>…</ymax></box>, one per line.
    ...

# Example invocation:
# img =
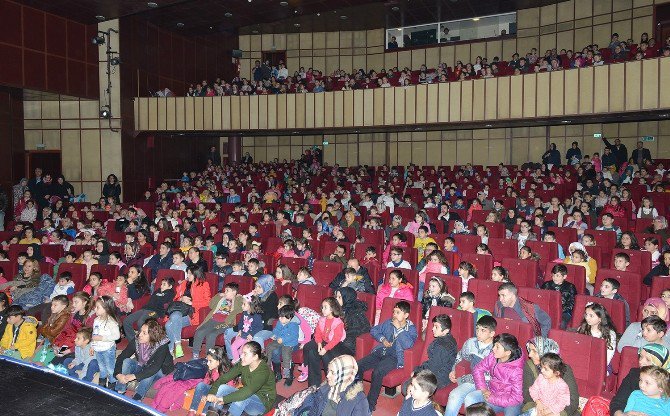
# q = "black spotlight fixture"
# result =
<box><xmin>92</xmin><ymin>34</ymin><xmax>106</xmax><ymax>45</ymax></box>
<box><xmin>110</xmin><ymin>57</ymin><xmax>121</xmax><ymax>66</ymax></box>
<box><xmin>99</xmin><ymin>105</ymin><xmax>112</xmax><ymax>119</ymax></box>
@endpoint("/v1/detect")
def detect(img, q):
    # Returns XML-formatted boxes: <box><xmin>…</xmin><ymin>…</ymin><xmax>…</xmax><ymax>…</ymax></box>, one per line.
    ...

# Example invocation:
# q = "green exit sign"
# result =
<box><xmin>641</xmin><ymin>136</ymin><xmax>655</xmax><ymax>142</ymax></box>
<box><xmin>322</xmin><ymin>141</ymin><xmax>329</xmax><ymax>145</ymax></box>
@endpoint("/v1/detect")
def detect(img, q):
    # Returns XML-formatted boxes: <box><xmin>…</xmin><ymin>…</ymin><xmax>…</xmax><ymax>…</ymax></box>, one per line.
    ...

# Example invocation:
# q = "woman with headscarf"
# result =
<box><xmin>339</xmin><ymin>211</ymin><xmax>360</xmax><ymax>234</ymax></box>
<box><xmin>298</xmin><ymin>354</ymin><xmax>370</xmax><ymax>416</ymax></box>
<box><xmin>251</xmin><ymin>274</ymin><xmax>279</xmax><ymax>347</ymax></box>
<box><xmin>94</xmin><ymin>240</ymin><xmax>111</xmax><ymax>265</ymax></box>
<box><xmin>522</xmin><ymin>336</ymin><xmax>580</xmax><ymax>415</ymax></box>
<box><xmin>582</xmin><ymin>343</ymin><xmax>670</xmax><ymax>416</ymax></box>
<box><xmin>123</xmin><ymin>242</ymin><xmax>143</xmax><ymax>268</ymax></box>
<box><xmin>618</xmin><ymin>298</ymin><xmax>670</xmax><ymax>352</ymax></box>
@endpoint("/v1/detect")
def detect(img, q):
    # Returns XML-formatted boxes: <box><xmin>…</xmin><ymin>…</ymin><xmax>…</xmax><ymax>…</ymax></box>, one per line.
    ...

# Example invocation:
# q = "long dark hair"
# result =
<box><xmin>576</xmin><ymin>303</ymin><xmax>617</xmax><ymax>350</ymax></box>
<box><xmin>206</xmin><ymin>346</ymin><xmax>232</xmax><ymax>375</ymax></box>
<box><xmin>493</xmin><ymin>333</ymin><xmax>522</xmax><ymax>362</ymax></box>
<box><xmin>96</xmin><ymin>295</ymin><xmax>119</xmax><ymax>324</ymax></box>
<box><xmin>128</xmin><ymin>265</ymin><xmax>149</xmax><ymax>295</ymax></box>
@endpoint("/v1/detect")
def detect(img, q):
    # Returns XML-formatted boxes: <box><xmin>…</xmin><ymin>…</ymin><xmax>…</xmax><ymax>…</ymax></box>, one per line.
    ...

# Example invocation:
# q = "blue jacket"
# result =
<box><xmin>272</xmin><ymin>316</ymin><xmax>300</xmax><ymax>347</ymax></box>
<box><xmin>303</xmin><ymin>381</ymin><xmax>371</xmax><ymax>416</ymax></box>
<box><xmin>370</xmin><ymin>319</ymin><xmax>417</xmax><ymax>368</ymax></box>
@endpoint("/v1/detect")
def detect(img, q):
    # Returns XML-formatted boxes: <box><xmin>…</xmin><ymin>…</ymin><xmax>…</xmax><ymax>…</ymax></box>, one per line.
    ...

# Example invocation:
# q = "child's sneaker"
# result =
<box><xmin>297</xmin><ymin>364</ymin><xmax>308</xmax><ymax>382</ymax></box>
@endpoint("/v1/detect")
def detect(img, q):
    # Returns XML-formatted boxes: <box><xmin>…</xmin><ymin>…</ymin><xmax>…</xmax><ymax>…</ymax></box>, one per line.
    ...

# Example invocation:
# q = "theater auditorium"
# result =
<box><xmin>1</xmin><ymin>0</ymin><xmax>670</xmax><ymax>415</ymax></box>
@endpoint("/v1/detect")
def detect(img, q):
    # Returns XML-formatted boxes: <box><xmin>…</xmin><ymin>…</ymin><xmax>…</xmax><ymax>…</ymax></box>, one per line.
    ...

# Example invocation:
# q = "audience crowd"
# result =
<box><xmin>177</xmin><ymin>32</ymin><xmax>670</xmax><ymax>97</ymax></box>
<box><xmin>0</xmin><ymin>138</ymin><xmax>669</xmax><ymax>416</ymax></box>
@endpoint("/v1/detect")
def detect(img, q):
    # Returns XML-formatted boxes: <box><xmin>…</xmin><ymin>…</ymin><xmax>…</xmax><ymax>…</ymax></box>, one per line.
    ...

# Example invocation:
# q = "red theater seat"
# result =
<box><xmin>570</xmin><ymin>294</ymin><xmax>627</xmax><ymax>334</ymax></box>
<box><xmin>548</xmin><ymin>329</ymin><xmax>606</xmax><ymax>396</ymax></box>
<box><xmin>296</xmin><ymin>284</ymin><xmax>332</xmax><ymax>312</ymax></box>
<box><xmin>488</xmin><ymin>238</ymin><xmax>519</xmax><ymax>263</ymax></box>
<box><xmin>501</xmin><ymin>258</ymin><xmax>538</xmax><ymax>288</ymax></box>
<box><xmin>59</xmin><ymin>263</ymin><xmax>88</xmax><ymax>290</ymax></box>
<box><xmin>461</xmin><ymin>253</ymin><xmax>493</xmax><ymax>280</ymax></box>
<box><xmin>311</xmin><ymin>260</ymin><xmax>343</xmax><ymax>286</ymax></box>
<box><xmin>544</xmin><ymin>262</ymin><xmax>587</xmax><ymax>296</ymax></box>
<box><xmin>518</xmin><ymin>287</ymin><xmax>562</xmax><ymax>329</ymax></box>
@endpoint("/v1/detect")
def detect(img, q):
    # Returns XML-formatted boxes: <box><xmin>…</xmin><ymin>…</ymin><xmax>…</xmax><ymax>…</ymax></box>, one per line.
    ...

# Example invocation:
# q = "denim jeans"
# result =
<box><xmin>223</xmin><ymin>327</ymin><xmax>237</xmax><ymax>360</ymax></box>
<box><xmin>63</xmin><ymin>358</ymin><xmax>100</xmax><ymax>382</ymax></box>
<box><xmin>252</xmin><ymin>329</ymin><xmax>274</xmax><ymax>349</ymax></box>
<box><xmin>165</xmin><ymin>311</ymin><xmax>191</xmax><ymax>349</ymax></box>
<box><xmin>115</xmin><ymin>358</ymin><xmax>164</xmax><ymax>398</ymax></box>
<box><xmin>190</xmin><ymin>381</ymin><xmax>212</xmax><ymax>411</ymax></box>
<box><xmin>462</xmin><ymin>389</ymin><xmax>522</xmax><ymax>416</ymax></box>
<box><xmin>444</xmin><ymin>382</ymin><xmax>477</xmax><ymax>416</ymax></box>
<box><xmin>0</xmin><ymin>211</ymin><xmax>4</xmax><ymax>231</ymax></box>
<box><xmin>418</xmin><ymin>281</ymin><xmax>425</xmax><ymax>301</ymax></box>
<box><xmin>95</xmin><ymin>347</ymin><xmax>117</xmax><ymax>383</ymax></box>
<box><xmin>206</xmin><ymin>384</ymin><xmax>266</xmax><ymax>416</ymax></box>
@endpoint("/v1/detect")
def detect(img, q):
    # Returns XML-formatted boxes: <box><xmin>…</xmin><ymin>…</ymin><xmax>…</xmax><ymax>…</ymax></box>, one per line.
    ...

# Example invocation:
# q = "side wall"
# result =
<box><xmin>242</xmin><ymin>121</ymin><xmax>670</xmax><ymax>167</ymax></box>
<box><xmin>239</xmin><ymin>0</ymin><xmax>665</xmax><ymax>78</ymax></box>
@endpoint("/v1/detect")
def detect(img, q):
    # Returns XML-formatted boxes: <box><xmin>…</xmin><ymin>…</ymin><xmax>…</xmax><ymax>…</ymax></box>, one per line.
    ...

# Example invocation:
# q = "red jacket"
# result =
<box><xmin>375</xmin><ymin>282</ymin><xmax>414</xmax><ymax>310</ymax></box>
<box><xmin>174</xmin><ymin>280</ymin><xmax>211</xmax><ymax>326</ymax></box>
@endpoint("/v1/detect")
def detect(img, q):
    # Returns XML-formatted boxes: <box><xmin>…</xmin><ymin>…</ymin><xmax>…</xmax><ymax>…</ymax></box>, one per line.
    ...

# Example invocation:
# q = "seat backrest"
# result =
<box><xmin>225</xmin><ymin>274</ymin><xmax>255</xmax><ymax>295</ymax></box>
<box><xmin>496</xmin><ymin>319</ymin><xmax>534</xmax><ymax>346</ymax></box>
<box><xmin>454</xmin><ymin>234</ymin><xmax>481</xmax><ymax>255</ymax></box>
<box><xmin>586</xmin><ymin>229</ymin><xmax>616</xmax><ymax>252</ymax></box>
<box><xmin>422</xmin><ymin>307</ymin><xmax>474</xmax><ymax>364</ymax></box>
<box><xmin>610</xmin><ymin>248</ymin><xmax>652</xmax><ymax>276</ymax></box>
<box><xmin>204</xmin><ymin>273</ymin><xmax>219</xmax><ymax>297</ymax></box>
<box><xmin>155</xmin><ymin>269</ymin><xmax>187</xmax><ymax>289</ymax></box>
<box><xmin>296</xmin><ymin>284</ymin><xmax>333</xmax><ymax>312</ymax></box>
<box><xmin>518</xmin><ymin>287</ymin><xmax>561</xmax><ymax>329</ymax></box>
<box><xmin>584</xmin><ymin>245</ymin><xmax>604</xmax><ymax>269</ymax></box>
<box><xmin>467</xmin><ymin>279</ymin><xmax>500</xmax><ymax>313</ymax></box>
<box><xmin>461</xmin><ymin>253</ymin><xmax>493</xmax><ymax>280</ymax></box>
<box><xmin>488</xmin><ymin>238</ymin><xmax>519</xmax><ymax>262</ymax></box>
<box><xmin>548</xmin><ymin>329</ymin><xmax>606</xmax><ymax>396</ymax></box>
<box><xmin>427</xmin><ymin>273</ymin><xmax>462</xmax><ymax>301</ymax></box>
<box><xmin>311</xmin><ymin>260</ymin><xmax>343</xmax><ymax>286</ymax></box>
<box><xmin>595</xmin><ymin>268</ymin><xmax>643</xmax><ymax>321</ymax></box>
<box><xmin>650</xmin><ymin>275</ymin><xmax>670</xmax><ymax>298</ymax></box>
<box><xmin>59</xmin><ymin>263</ymin><xmax>88</xmax><ymax>290</ymax></box>
<box><xmin>356</xmin><ymin>291</ymin><xmax>376</xmax><ymax>325</ymax></box>
<box><xmin>526</xmin><ymin>240</ymin><xmax>558</xmax><ymax>270</ymax></box>
<box><xmin>547</xmin><ymin>227</ymin><xmax>577</xmax><ymax>253</ymax></box>
<box><xmin>570</xmin><ymin>294</ymin><xmax>627</xmax><ymax>334</ymax></box>
<box><xmin>281</xmin><ymin>257</ymin><xmax>308</xmax><ymax>274</ymax></box>
<box><xmin>40</xmin><ymin>244</ymin><xmax>64</xmax><ymax>261</ymax></box>
<box><xmin>617</xmin><ymin>346</ymin><xmax>639</xmax><ymax>389</ymax></box>
<box><xmin>90</xmin><ymin>264</ymin><xmax>119</xmax><ymax>282</ymax></box>
<box><xmin>379</xmin><ymin>297</ymin><xmax>422</xmax><ymax>329</ymax></box>
<box><xmin>544</xmin><ymin>261</ymin><xmax>587</xmax><ymax>296</ymax></box>
<box><xmin>321</xmin><ymin>240</ymin><xmax>351</xmax><ymax>258</ymax></box>
<box><xmin>501</xmin><ymin>258</ymin><xmax>538</xmax><ymax>288</ymax></box>
<box><xmin>360</xmin><ymin>229</ymin><xmax>384</xmax><ymax>245</ymax></box>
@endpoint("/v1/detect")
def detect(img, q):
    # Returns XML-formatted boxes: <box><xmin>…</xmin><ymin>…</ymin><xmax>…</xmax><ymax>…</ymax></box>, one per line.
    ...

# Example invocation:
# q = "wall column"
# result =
<box><xmin>0</xmin><ymin>86</ymin><xmax>25</xmax><ymax>209</ymax></box>
<box><xmin>228</xmin><ymin>135</ymin><xmax>242</xmax><ymax>164</ymax></box>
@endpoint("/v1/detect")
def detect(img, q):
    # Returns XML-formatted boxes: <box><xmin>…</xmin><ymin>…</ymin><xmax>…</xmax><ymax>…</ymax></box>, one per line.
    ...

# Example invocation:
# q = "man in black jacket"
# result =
<box><xmin>329</xmin><ymin>258</ymin><xmax>375</xmax><ymax>293</ymax></box>
<box><xmin>145</xmin><ymin>242</ymin><xmax>174</xmax><ymax>279</ymax></box>
<box><xmin>631</xmin><ymin>141</ymin><xmax>653</xmax><ymax>166</ymax></box>
<box><xmin>401</xmin><ymin>314</ymin><xmax>457</xmax><ymax>395</ymax></box>
<box><xmin>602</xmin><ymin>137</ymin><xmax>628</xmax><ymax>168</ymax></box>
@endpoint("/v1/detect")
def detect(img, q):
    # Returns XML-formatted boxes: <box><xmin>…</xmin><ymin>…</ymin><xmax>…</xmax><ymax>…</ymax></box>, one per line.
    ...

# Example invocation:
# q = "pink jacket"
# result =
<box><xmin>473</xmin><ymin>352</ymin><xmax>524</xmax><ymax>408</ymax></box>
<box><xmin>151</xmin><ymin>375</ymin><xmax>202</xmax><ymax>413</ymax></box>
<box><xmin>375</xmin><ymin>282</ymin><xmax>414</xmax><ymax>310</ymax></box>
<box><xmin>296</xmin><ymin>312</ymin><xmax>314</xmax><ymax>346</ymax></box>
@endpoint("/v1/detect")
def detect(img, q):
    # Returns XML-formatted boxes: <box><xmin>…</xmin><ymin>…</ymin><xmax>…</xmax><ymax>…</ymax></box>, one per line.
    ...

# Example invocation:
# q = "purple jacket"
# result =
<box><xmin>473</xmin><ymin>352</ymin><xmax>524</xmax><ymax>408</ymax></box>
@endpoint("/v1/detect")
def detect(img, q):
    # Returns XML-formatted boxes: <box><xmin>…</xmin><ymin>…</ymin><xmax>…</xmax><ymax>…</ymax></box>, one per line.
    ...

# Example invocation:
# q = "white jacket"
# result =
<box><xmin>91</xmin><ymin>317</ymin><xmax>120</xmax><ymax>352</ymax></box>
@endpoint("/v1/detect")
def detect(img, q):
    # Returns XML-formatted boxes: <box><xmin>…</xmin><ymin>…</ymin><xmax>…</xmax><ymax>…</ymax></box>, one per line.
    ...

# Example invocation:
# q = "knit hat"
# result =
<box><xmin>640</xmin><ymin>343</ymin><xmax>670</xmax><ymax>370</ymax></box>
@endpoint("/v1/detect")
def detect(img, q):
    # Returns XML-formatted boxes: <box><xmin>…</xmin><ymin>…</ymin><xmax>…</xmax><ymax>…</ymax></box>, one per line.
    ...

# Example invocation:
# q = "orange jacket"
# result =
<box><xmin>174</xmin><ymin>280</ymin><xmax>211</xmax><ymax>326</ymax></box>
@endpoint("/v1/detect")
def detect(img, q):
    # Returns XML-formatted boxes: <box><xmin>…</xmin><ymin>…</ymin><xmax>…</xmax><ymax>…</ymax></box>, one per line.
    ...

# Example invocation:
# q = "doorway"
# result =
<box><xmin>656</xmin><ymin>3</ymin><xmax>670</xmax><ymax>44</ymax></box>
<box><xmin>261</xmin><ymin>51</ymin><xmax>287</xmax><ymax>68</ymax></box>
<box><xmin>25</xmin><ymin>151</ymin><xmax>61</xmax><ymax>178</ymax></box>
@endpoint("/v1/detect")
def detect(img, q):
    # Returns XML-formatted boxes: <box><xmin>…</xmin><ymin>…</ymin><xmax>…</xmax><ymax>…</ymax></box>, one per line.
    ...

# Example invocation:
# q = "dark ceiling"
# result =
<box><xmin>16</xmin><ymin>0</ymin><xmax>568</xmax><ymax>36</ymax></box>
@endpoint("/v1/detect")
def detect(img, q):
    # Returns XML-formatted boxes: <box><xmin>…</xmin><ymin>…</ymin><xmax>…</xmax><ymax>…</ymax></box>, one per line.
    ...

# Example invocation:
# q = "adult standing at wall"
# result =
<box><xmin>602</xmin><ymin>137</ymin><xmax>628</xmax><ymax>169</ymax></box>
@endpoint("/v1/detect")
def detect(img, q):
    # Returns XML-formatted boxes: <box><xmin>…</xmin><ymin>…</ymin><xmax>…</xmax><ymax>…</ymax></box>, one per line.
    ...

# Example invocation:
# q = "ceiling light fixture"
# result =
<box><xmin>110</xmin><ymin>57</ymin><xmax>121</xmax><ymax>66</ymax></box>
<box><xmin>316</xmin><ymin>12</ymin><xmax>320</xmax><ymax>16</ymax></box>
<box><xmin>392</xmin><ymin>6</ymin><xmax>399</xmax><ymax>11</ymax></box>
<box><xmin>95</xmin><ymin>15</ymin><xmax>106</xmax><ymax>21</ymax></box>
<box><xmin>294</xmin><ymin>23</ymin><xmax>300</xmax><ymax>27</ymax></box>
<box><xmin>99</xmin><ymin>105</ymin><xmax>111</xmax><ymax>119</ymax></box>
<box><xmin>472</xmin><ymin>17</ymin><xmax>480</xmax><ymax>21</ymax></box>
<box><xmin>280</xmin><ymin>1</ymin><xmax>288</xmax><ymax>5</ymax></box>
<box><xmin>252</xmin><ymin>30</ymin><xmax>259</xmax><ymax>34</ymax></box>
<box><xmin>92</xmin><ymin>34</ymin><xmax>106</xmax><ymax>45</ymax></box>
<box><xmin>225</xmin><ymin>12</ymin><xmax>233</xmax><ymax>17</ymax></box>
<box><xmin>147</xmin><ymin>2</ymin><xmax>158</xmax><ymax>8</ymax></box>
<box><xmin>176</xmin><ymin>22</ymin><xmax>184</xmax><ymax>28</ymax></box>
<box><xmin>340</xmin><ymin>15</ymin><xmax>347</xmax><ymax>19</ymax></box>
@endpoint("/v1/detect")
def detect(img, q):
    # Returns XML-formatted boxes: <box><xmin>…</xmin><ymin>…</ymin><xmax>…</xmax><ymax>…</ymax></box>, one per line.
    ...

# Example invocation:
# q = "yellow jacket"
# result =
<box><xmin>1</xmin><ymin>316</ymin><xmax>38</xmax><ymax>359</ymax></box>
<box><xmin>564</xmin><ymin>257</ymin><xmax>598</xmax><ymax>284</ymax></box>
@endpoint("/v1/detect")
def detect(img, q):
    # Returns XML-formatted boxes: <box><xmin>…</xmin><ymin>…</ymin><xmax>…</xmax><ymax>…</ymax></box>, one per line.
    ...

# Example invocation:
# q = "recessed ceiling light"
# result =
<box><xmin>280</xmin><ymin>1</ymin><xmax>288</xmax><ymax>5</ymax></box>
<box><xmin>252</xmin><ymin>30</ymin><xmax>259</xmax><ymax>34</ymax></box>
<box><xmin>209</xmin><ymin>26</ymin><xmax>213</xmax><ymax>29</ymax></box>
<box><xmin>316</xmin><ymin>12</ymin><xmax>320</xmax><ymax>16</ymax></box>
<box><xmin>294</xmin><ymin>23</ymin><xmax>300</xmax><ymax>27</ymax></box>
<box><xmin>95</xmin><ymin>15</ymin><xmax>106</xmax><ymax>21</ymax></box>
<box><xmin>147</xmin><ymin>2</ymin><xmax>158</xmax><ymax>8</ymax></box>
<box><xmin>225</xmin><ymin>12</ymin><xmax>233</xmax><ymax>17</ymax></box>
<box><xmin>392</xmin><ymin>6</ymin><xmax>400</xmax><ymax>11</ymax></box>
<box><xmin>340</xmin><ymin>15</ymin><xmax>347</xmax><ymax>19</ymax></box>
<box><xmin>176</xmin><ymin>22</ymin><xmax>184</xmax><ymax>28</ymax></box>
<box><xmin>472</xmin><ymin>17</ymin><xmax>480</xmax><ymax>21</ymax></box>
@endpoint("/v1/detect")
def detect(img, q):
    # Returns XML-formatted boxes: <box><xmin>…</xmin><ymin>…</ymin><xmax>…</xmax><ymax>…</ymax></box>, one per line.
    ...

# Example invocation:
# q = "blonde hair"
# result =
<box><xmin>640</xmin><ymin>365</ymin><xmax>670</xmax><ymax>398</ymax></box>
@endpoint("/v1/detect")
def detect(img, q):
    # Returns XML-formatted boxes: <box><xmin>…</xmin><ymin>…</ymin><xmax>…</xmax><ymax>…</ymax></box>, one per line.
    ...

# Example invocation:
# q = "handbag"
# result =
<box><xmin>173</xmin><ymin>358</ymin><xmax>208</xmax><ymax>381</ymax></box>
<box><xmin>167</xmin><ymin>301</ymin><xmax>194</xmax><ymax>317</ymax></box>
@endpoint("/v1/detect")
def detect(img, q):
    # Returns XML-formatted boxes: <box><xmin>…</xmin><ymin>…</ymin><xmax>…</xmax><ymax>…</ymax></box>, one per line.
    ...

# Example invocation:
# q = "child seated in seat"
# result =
<box><xmin>229</xmin><ymin>295</ymin><xmax>263</xmax><ymax>362</ymax></box>
<box><xmin>521</xmin><ymin>353</ymin><xmax>571</xmax><ymax>416</ymax></box>
<box><xmin>266</xmin><ymin>305</ymin><xmax>301</xmax><ymax>386</ymax></box>
<box><xmin>540</xmin><ymin>264</ymin><xmax>577</xmax><ymax>329</ymax></box>
<box><xmin>618</xmin><ymin>315</ymin><xmax>669</xmax><ymax>351</ymax></box>
<box><xmin>613</xmin><ymin>252</ymin><xmax>631</xmax><ymax>272</ymax></box>
<box><xmin>623</xmin><ymin>365</ymin><xmax>670</xmax><ymax>416</ymax></box>
<box><xmin>458</xmin><ymin>291</ymin><xmax>492</xmax><ymax>334</ymax></box>
<box><xmin>595</xmin><ymin>277</ymin><xmax>631</xmax><ymax>327</ymax></box>
<box><xmin>399</xmin><ymin>369</ymin><xmax>442</xmax><ymax>416</ymax></box>
<box><xmin>63</xmin><ymin>327</ymin><xmax>99</xmax><ymax>382</ymax></box>
<box><xmin>0</xmin><ymin>305</ymin><xmax>38</xmax><ymax>359</ymax></box>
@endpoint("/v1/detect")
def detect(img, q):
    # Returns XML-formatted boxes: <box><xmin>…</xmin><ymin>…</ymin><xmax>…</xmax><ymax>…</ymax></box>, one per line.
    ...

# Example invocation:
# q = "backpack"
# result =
<box><xmin>275</xmin><ymin>385</ymin><xmax>318</xmax><ymax>416</ymax></box>
<box><xmin>172</xmin><ymin>358</ymin><xmax>208</xmax><ymax>381</ymax></box>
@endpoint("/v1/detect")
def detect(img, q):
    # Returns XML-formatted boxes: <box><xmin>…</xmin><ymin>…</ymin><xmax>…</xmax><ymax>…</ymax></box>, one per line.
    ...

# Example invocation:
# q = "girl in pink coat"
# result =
<box><xmin>374</xmin><ymin>269</ymin><xmax>414</xmax><ymax>324</ymax></box>
<box><xmin>467</xmin><ymin>333</ymin><xmax>525</xmax><ymax>416</ymax></box>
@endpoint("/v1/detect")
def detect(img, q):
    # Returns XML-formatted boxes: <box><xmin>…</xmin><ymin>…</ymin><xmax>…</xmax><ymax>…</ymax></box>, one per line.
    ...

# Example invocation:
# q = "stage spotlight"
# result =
<box><xmin>100</xmin><ymin>105</ymin><xmax>111</xmax><ymax>119</ymax></box>
<box><xmin>92</xmin><ymin>35</ymin><xmax>106</xmax><ymax>45</ymax></box>
<box><xmin>110</xmin><ymin>57</ymin><xmax>121</xmax><ymax>66</ymax></box>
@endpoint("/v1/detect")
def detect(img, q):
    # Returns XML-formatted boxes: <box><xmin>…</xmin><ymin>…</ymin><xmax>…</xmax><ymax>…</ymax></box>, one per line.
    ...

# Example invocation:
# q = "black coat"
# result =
<box><xmin>610</xmin><ymin>367</ymin><xmax>640</xmax><ymax>414</ymax></box>
<box><xmin>329</xmin><ymin>266</ymin><xmax>375</xmax><ymax>294</ymax></box>
<box><xmin>114</xmin><ymin>339</ymin><xmax>174</xmax><ymax>382</ymax></box>
<box><xmin>336</xmin><ymin>287</ymin><xmax>371</xmax><ymax>353</ymax></box>
<box><xmin>415</xmin><ymin>333</ymin><xmax>457</xmax><ymax>388</ymax></box>
<box><xmin>631</xmin><ymin>147</ymin><xmax>652</xmax><ymax>165</ymax></box>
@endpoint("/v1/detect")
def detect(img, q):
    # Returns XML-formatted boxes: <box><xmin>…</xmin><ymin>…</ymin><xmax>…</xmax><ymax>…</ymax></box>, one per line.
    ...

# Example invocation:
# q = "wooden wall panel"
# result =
<box><xmin>497</xmin><ymin>77</ymin><xmax>510</xmax><ymax>119</ymax></box>
<box><xmin>184</xmin><ymin>98</ymin><xmax>195</xmax><ymax>130</ymax></box>
<box><xmin>415</xmin><ymin>85</ymin><xmax>427</xmax><ymax>124</ymax></box>
<box><xmin>286</xmin><ymin>94</ymin><xmax>296</xmax><ymax>128</ymax></box>
<box><xmin>267</xmin><ymin>95</ymin><xmax>277</xmax><ymax>129</ymax></box>
<box><xmin>472</xmin><ymin>80</ymin><xmax>485</xmax><ymax>121</ymax></box>
<box><xmin>522</xmin><ymin>74</ymin><xmax>535</xmax><ymax>118</ymax></box>
<box><xmin>460</xmin><ymin>80</ymin><xmax>473</xmax><ymax>122</ymax></box>
<box><xmin>241</xmin><ymin>96</ymin><xmax>251</xmax><ymax>130</ymax></box>
<box><xmin>384</xmin><ymin>88</ymin><xmax>395</xmax><ymax>125</ymax></box>
<box><xmin>535</xmin><ymin>72</ymin><xmax>550</xmax><ymax>117</ymax></box>
<box><xmin>625</xmin><ymin>61</ymin><xmax>641</xmax><ymax>111</ymax></box>
<box><xmin>166</xmin><ymin>97</ymin><xmax>176</xmax><ymax>130</ymax></box>
<box><xmin>549</xmin><ymin>71</ymin><xmax>564</xmax><ymax>116</ymax></box>
<box><xmin>221</xmin><ymin>96</ymin><xmax>231</xmax><ymax>130</ymax></box>
<box><xmin>295</xmin><ymin>94</ymin><xmax>306</xmax><ymax>128</ymax></box>
<box><xmin>426</xmin><ymin>84</ymin><xmax>438</xmax><ymax>123</ymax></box>
<box><xmin>363</xmin><ymin>89</ymin><xmax>374</xmax><ymax>126</ymax></box>
<box><xmin>661</xmin><ymin>58</ymin><xmax>670</xmax><ymax>109</ymax></box>
<box><xmin>203</xmin><ymin>97</ymin><xmax>213</xmax><ymax>130</ymax></box>
<box><xmin>510</xmin><ymin>75</ymin><xmax>524</xmax><ymax>119</ymax></box>
<box><xmin>373</xmin><ymin>89</ymin><xmax>384</xmax><ymax>125</ymax></box>
<box><xmin>578</xmin><ymin>67</ymin><xmax>594</xmax><ymax>114</ymax></box>
<box><xmin>449</xmin><ymin>82</ymin><xmax>461</xmax><ymax>122</ymax></box>
<box><xmin>193</xmin><ymin>98</ymin><xmax>204</xmax><ymax>131</ymax></box>
<box><xmin>593</xmin><ymin>66</ymin><xmax>609</xmax><ymax>113</ymax></box>
<box><xmin>609</xmin><ymin>63</ymin><xmax>625</xmax><ymax>112</ymax></box>
<box><xmin>394</xmin><ymin>88</ymin><xmax>405</xmax><ymax>125</ymax></box>
<box><xmin>485</xmin><ymin>78</ymin><xmax>498</xmax><ymax>119</ymax></box>
<box><xmin>314</xmin><ymin>93</ymin><xmax>324</xmax><ymax>128</ymax></box>
<box><xmin>322</xmin><ymin>92</ymin><xmax>333</xmax><ymax>128</ymax></box>
<box><xmin>405</xmin><ymin>87</ymin><xmax>416</xmax><ymax>125</ymax></box>
<box><xmin>212</xmin><ymin>97</ymin><xmax>222</xmax><ymax>130</ymax></box>
<box><xmin>333</xmin><ymin>91</ymin><xmax>344</xmax><ymax>127</ymax></box>
<box><xmin>642</xmin><ymin>59</ymin><xmax>659</xmax><ymax>110</ymax></box>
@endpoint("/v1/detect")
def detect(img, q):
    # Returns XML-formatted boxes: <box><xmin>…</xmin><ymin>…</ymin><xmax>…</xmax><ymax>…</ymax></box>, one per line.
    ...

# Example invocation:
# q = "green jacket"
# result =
<box><xmin>202</xmin><ymin>294</ymin><xmax>243</xmax><ymax>328</ymax></box>
<box><xmin>209</xmin><ymin>361</ymin><xmax>276</xmax><ymax>411</ymax></box>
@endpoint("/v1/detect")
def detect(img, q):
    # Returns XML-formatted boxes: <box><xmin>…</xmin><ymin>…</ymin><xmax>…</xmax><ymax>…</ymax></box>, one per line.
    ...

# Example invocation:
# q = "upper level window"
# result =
<box><xmin>386</xmin><ymin>12</ymin><xmax>516</xmax><ymax>50</ymax></box>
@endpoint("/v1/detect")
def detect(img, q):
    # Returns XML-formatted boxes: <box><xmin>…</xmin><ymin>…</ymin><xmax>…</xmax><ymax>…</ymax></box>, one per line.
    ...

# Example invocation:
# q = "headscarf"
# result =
<box><xmin>344</xmin><ymin>211</ymin><xmax>355</xmax><ymax>227</ymax></box>
<box><xmin>643</xmin><ymin>298</ymin><xmax>670</xmax><ymax>323</ymax></box>
<box><xmin>326</xmin><ymin>354</ymin><xmax>358</xmax><ymax>403</ymax></box>
<box><xmin>568</xmin><ymin>242</ymin><xmax>590</xmax><ymax>260</ymax></box>
<box><xmin>526</xmin><ymin>336</ymin><xmax>560</xmax><ymax>357</ymax></box>
<box><xmin>256</xmin><ymin>274</ymin><xmax>275</xmax><ymax>301</ymax></box>
<box><xmin>335</xmin><ymin>287</ymin><xmax>365</xmax><ymax>315</ymax></box>
<box><xmin>640</xmin><ymin>343</ymin><xmax>670</xmax><ymax>370</ymax></box>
